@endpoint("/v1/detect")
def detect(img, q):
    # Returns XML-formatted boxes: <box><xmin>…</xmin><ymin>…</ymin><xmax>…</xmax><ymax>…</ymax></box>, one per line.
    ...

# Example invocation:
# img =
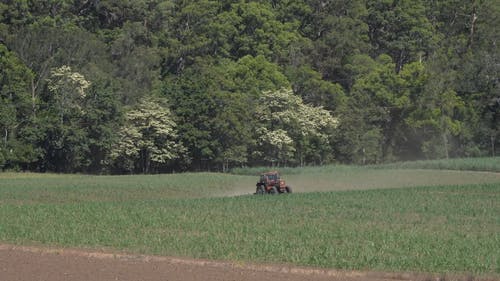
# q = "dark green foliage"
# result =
<box><xmin>0</xmin><ymin>0</ymin><xmax>499</xmax><ymax>173</ymax></box>
<box><xmin>81</xmin><ymin>80</ymin><xmax>122</xmax><ymax>173</ymax></box>
<box><xmin>365</xmin><ymin>0</ymin><xmax>436</xmax><ymax>71</ymax></box>
<box><xmin>0</xmin><ymin>44</ymin><xmax>38</xmax><ymax>170</ymax></box>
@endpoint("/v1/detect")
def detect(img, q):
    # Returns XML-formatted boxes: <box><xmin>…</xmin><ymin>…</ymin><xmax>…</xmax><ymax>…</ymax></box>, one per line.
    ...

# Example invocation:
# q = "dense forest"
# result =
<box><xmin>0</xmin><ymin>0</ymin><xmax>499</xmax><ymax>173</ymax></box>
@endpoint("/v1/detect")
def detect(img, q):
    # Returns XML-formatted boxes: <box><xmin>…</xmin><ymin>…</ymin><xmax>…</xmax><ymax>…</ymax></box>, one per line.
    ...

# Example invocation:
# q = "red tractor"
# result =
<box><xmin>255</xmin><ymin>171</ymin><xmax>292</xmax><ymax>194</ymax></box>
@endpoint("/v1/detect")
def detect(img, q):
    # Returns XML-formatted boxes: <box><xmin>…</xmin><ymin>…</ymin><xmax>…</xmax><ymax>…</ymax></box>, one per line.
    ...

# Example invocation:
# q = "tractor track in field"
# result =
<box><xmin>0</xmin><ymin>244</ymin><xmax>493</xmax><ymax>281</ymax></box>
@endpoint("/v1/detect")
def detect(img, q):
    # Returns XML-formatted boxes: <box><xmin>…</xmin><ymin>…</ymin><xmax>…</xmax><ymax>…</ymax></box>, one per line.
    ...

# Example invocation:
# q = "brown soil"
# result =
<box><xmin>0</xmin><ymin>244</ymin><xmax>492</xmax><ymax>281</ymax></box>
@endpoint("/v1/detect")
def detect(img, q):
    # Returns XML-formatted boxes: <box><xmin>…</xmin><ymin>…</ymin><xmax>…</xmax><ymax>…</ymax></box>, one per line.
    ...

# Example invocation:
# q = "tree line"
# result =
<box><xmin>0</xmin><ymin>0</ymin><xmax>499</xmax><ymax>173</ymax></box>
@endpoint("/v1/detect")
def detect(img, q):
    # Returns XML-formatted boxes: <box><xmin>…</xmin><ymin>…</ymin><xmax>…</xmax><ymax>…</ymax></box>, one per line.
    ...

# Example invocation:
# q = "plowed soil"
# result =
<box><xmin>0</xmin><ymin>244</ymin><xmax>448</xmax><ymax>281</ymax></box>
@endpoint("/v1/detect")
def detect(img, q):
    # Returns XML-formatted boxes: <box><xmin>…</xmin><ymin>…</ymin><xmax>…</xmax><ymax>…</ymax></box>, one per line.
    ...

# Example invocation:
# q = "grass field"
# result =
<box><xmin>231</xmin><ymin>157</ymin><xmax>500</xmax><ymax>175</ymax></box>
<box><xmin>1</xmin><ymin>159</ymin><xmax>499</xmax><ymax>276</ymax></box>
<box><xmin>0</xmin><ymin>172</ymin><xmax>256</xmax><ymax>203</ymax></box>
<box><xmin>376</xmin><ymin>157</ymin><xmax>500</xmax><ymax>172</ymax></box>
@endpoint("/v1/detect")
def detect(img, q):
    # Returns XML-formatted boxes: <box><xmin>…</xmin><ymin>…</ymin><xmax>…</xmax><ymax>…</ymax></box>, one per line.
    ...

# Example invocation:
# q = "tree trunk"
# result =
<box><xmin>31</xmin><ymin>77</ymin><xmax>37</xmax><ymax>118</ymax></box>
<box><xmin>3</xmin><ymin>128</ymin><xmax>7</xmax><ymax>148</ymax></box>
<box><xmin>396</xmin><ymin>50</ymin><xmax>405</xmax><ymax>73</ymax></box>
<box><xmin>141</xmin><ymin>150</ymin><xmax>150</xmax><ymax>174</ymax></box>
<box><xmin>222</xmin><ymin>160</ymin><xmax>229</xmax><ymax>173</ymax></box>
<box><xmin>468</xmin><ymin>6</ymin><xmax>478</xmax><ymax>50</ymax></box>
<box><xmin>442</xmin><ymin>132</ymin><xmax>449</xmax><ymax>159</ymax></box>
<box><xmin>145</xmin><ymin>152</ymin><xmax>150</xmax><ymax>174</ymax></box>
<box><xmin>491</xmin><ymin>134</ymin><xmax>496</xmax><ymax>157</ymax></box>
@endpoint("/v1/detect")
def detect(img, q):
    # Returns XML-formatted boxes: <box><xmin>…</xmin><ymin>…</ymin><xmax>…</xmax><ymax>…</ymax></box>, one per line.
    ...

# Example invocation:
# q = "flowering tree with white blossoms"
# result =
<box><xmin>254</xmin><ymin>88</ymin><xmax>338</xmax><ymax>166</ymax></box>
<box><xmin>47</xmin><ymin>65</ymin><xmax>91</xmax><ymax>124</ymax></box>
<box><xmin>111</xmin><ymin>96</ymin><xmax>186</xmax><ymax>173</ymax></box>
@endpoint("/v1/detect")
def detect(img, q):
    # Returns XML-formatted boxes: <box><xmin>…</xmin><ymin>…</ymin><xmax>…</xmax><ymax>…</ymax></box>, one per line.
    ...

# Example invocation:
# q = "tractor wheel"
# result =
<box><xmin>285</xmin><ymin>186</ymin><xmax>292</xmax><ymax>193</ymax></box>
<box><xmin>255</xmin><ymin>185</ymin><xmax>265</xmax><ymax>195</ymax></box>
<box><xmin>270</xmin><ymin>186</ymin><xmax>278</xmax><ymax>194</ymax></box>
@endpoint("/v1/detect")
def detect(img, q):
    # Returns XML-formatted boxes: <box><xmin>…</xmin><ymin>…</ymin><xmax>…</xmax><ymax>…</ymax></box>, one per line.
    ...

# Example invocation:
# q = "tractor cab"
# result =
<box><xmin>260</xmin><ymin>172</ymin><xmax>278</xmax><ymax>185</ymax></box>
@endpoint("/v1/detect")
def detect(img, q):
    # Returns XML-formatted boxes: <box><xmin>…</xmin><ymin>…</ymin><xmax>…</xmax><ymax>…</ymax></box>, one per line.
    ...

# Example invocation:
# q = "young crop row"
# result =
<box><xmin>1</xmin><ymin>184</ymin><xmax>499</xmax><ymax>275</ymax></box>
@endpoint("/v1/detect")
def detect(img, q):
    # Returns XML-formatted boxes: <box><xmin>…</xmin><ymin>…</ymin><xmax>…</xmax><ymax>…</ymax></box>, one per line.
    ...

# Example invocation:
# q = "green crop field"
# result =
<box><xmin>375</xmin><ymin>157</ymin><xmax>500</xmax><ymax>172</ymax></box>
<box><xmin>232</xmin><ymin>157</ymin><xmax>500</xmax><ymax>175</ymax></box>
<box><xmin>1</xmin><ymin>159</ymin><xmax>500</xmax><ymax>277</ymax></box>
<box><xmin>0</xmin><ymin>172</ymin><xmax>256</xmax><ymax>203</ymax></box>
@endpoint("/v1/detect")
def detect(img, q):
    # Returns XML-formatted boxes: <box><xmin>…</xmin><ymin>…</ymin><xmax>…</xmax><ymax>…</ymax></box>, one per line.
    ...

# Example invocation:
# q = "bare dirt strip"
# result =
<box><xmin>0</xmin><ymin>244</ymin><xmax>493</xmax><ymax>281</ymax></box>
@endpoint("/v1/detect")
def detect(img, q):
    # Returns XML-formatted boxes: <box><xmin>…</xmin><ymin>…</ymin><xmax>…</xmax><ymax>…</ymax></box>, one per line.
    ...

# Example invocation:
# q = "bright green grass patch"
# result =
<box><xmin>287</xmin><ymin>168</ymin><xmax>500</xmax><ymax>193</ymax></box>
<box><xmin>375</xmin><ymin>157</ymin><xmax>500</xmax><ymax>172</ymax></box>
<box><xmin>0</xmin><ymin>184</ymin><xmax>499</xmax><ymax>275</ymax></box>
<box><xmin>232</xmin><ymin>157</ymin><xmax>500</xmax><ymax>175</ymax></box>
<box><xmin>231</xmin><ymin>164</ymin><xmax>364</xmax><ymax>175</ymax></box>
